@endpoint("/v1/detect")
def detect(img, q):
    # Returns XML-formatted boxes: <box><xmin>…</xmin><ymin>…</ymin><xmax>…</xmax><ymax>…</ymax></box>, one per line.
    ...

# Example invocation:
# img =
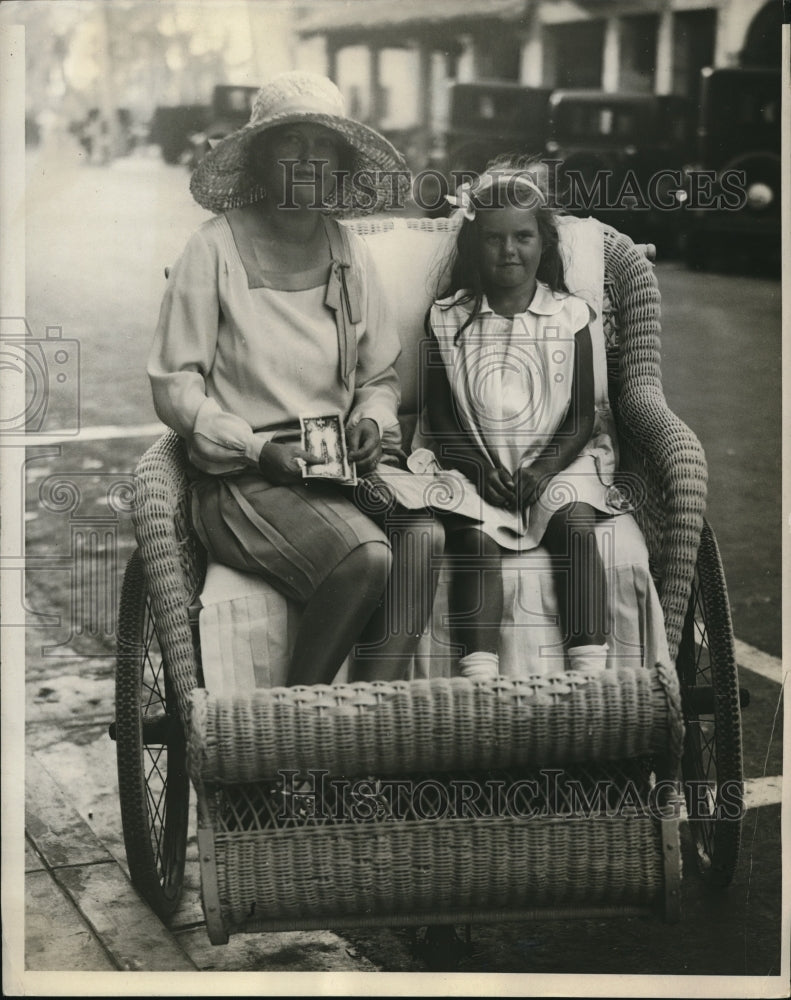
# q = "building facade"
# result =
<box><xmin>295</xmin><ymin>0</ymin><xmax>780</xmax><ymax>168</ymax></box>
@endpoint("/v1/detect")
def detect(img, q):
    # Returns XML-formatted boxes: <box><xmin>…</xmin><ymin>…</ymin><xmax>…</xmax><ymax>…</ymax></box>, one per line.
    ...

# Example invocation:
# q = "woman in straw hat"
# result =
<box><xmin>148</xmin><ymin>71</ymin><xmax>443</xmax><ymax>685</ymax></box>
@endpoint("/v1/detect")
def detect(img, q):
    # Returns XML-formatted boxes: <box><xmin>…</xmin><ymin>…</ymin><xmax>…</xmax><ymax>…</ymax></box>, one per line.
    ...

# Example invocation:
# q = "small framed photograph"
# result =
<box><xmin>300</xmin><ymin>414</ymin><xmax>357</xmax><ymax>484</ymax></box>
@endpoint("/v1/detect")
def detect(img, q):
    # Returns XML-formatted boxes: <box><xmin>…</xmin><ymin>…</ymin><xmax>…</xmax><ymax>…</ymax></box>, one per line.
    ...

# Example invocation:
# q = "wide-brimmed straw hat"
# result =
<box><xmin>190</xmin><ymin>71</ymin><xmax>411</xmax><ymax>216</ymax></box>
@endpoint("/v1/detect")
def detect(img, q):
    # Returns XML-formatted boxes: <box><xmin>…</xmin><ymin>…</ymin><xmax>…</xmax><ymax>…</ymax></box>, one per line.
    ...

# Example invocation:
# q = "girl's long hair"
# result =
<box><xmin>436</xmin><ymin>154</ymin><xmax>569</xmax><ymax>341</ymax></box>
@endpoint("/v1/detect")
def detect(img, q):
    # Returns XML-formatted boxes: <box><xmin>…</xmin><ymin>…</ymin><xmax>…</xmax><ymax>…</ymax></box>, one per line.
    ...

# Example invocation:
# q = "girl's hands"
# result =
<box><xmin>346</xmin><ymin>418</ymin><xmax>382</xmax><ymax>475</ymax></box>
<box><xmin>258</xmin><ymin>441</ymin><xmax>320</xmax><ymax>484</ymax></box>
<box><xmin>517</xmin><ymin>466</ymin><xmax>549</xmax><ymax>509</ymax></box>
<box><xmin>483</xmin><ymin>465</ymin><xmax>516</xmax><ymax>508</ymax></box>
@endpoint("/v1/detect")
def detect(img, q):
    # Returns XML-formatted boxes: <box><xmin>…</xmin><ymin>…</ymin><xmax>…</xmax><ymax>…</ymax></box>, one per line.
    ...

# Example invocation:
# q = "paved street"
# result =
<box><xmin>9</xmin><ymin>144</ymin><xmax>786</xmax><ymax>990</ymax></box>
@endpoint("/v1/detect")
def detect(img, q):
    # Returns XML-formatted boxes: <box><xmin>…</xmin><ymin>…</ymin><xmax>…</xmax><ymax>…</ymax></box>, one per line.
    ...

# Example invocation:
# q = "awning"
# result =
<box><xmin>297</xmin><ymin>0</ymin><xmax>531</xmax><ymax>38</ymax></box>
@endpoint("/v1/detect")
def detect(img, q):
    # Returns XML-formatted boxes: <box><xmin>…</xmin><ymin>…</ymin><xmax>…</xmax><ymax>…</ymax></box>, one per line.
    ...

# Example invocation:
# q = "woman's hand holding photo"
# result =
<box><xmin>258</xmin><ymin>440</ymin><xmax>319</xmax><ymax>484</ymax></box>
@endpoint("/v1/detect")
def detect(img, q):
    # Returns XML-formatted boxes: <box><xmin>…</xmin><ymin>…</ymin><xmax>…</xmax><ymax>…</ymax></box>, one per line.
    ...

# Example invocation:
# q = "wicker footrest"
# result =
<box><xmin>188</xmin><ymin>665</ymin><xmax>684</xmax><ymax>785</ymax></box>
<box><xmin>218</xmin><ymin>817</ymin><xmax>663</xmax><ymax>926</ymax></box>
<box><xmin>195</xmin><ymin>759</ymin><xmax>684</xmax><ymax>941</ymax></box>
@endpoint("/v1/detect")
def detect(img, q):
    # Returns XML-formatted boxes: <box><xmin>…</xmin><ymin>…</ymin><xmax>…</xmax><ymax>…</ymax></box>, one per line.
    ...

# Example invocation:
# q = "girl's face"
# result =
<box><xmin>477</xmin><ymin>205</ymin><xmax>543</xmax><ymax>301</ymax></box>
<box><xmin>254</xmin><ymin>123</ymin><xmax>343</xmax><ymax>207</ymax></box>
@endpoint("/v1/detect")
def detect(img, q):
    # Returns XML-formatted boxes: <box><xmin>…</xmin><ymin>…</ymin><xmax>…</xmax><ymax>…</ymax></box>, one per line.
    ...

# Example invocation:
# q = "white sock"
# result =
<box><xmin>566</xmin><ymin>643</ymin><xmax>609</xmax><ymax>672</ymax></box>
<box><xmin>459</xmin><ymin>651</ymin><xmax>499</xmax><ymax>680</ymax></box>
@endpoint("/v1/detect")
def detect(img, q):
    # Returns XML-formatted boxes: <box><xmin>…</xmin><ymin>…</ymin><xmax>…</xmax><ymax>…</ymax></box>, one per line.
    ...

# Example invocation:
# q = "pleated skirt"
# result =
<box><xmin>189</xmin><ymin>470</ymin><xmax>389</xmax><ymax>604</ymax></box>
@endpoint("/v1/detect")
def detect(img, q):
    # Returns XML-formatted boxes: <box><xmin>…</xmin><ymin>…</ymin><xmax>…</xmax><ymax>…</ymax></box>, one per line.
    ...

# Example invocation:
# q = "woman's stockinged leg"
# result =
<box><xmin>543</xmin><ymin>503</ymin><xmax>608</xmax><ymax>648</ymax></box>
<box><xmin>287</xmin><ymin>540</ymin><xmax>392</xmax><ymax>686</ymax></box>
<box><xmin>351</xmin><ymin>513</ymin><xmax>445</xmax><ymax>682</ymax></box>
<box><xmin>446</xmin><ymin>527</ymin><xmax>503</xmax><ymax>658</ymax></box>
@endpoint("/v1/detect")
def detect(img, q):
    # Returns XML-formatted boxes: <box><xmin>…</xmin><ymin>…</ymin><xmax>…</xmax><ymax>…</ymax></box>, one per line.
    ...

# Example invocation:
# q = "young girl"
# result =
<box><xmin>423</xmin><ymin>157</ymin><xmax>622</xmax><ymax>680</ymax></box>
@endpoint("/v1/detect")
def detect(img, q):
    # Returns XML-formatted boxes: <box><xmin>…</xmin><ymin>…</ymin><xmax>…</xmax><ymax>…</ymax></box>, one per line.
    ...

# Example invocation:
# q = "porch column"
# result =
<box><xmin>655</xmin><ymin>4</ymin><xmax>674</xmax><ymax>94</ymax></box>
<box><xmin>368</xmin><ymin>45</ymin><xmax>383</xmax><ymax>125</ymax></box>
<box><xmin>456</xmin><ymin>34</ymin><xmax>475</xmax><ymax>83</ymax></box>
<box><xmin>417</xmin><ymin>40</ymin><xmax>433</xmax><ymax>165</ymax></box>
<box><xmin>519</xmin><ymin>16</ymin><xmax>543</xmax><ymax>86</ymax></box>
<box><xmin>602</xmin><ymin>16</ymin><xmax>621</xmax><ymax>92</ymax></box>
<box><xmin>326</xmin><ymin>41</ymin><xmax>338</xmax><ymax>83</ymax></box>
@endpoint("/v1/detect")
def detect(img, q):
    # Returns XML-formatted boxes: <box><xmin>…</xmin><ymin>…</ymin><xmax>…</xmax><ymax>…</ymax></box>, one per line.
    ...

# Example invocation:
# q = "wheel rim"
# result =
<box><xmin>680</xmin><ymin>572</ymin><xmax>718</xmax><ymax>872</ymax></box>
<box><xmin>677</xmin><ymin>524</ymin><xmax>743</xmax><ymax>886</ymax></box>
<box><xmin>139</xmin><ymin>592</ymin><xmax>187</xmax><ymax>902</ymax></box>
<box><xmin>116</xmin><ymin>550</ymin><xmax>189</xmax><ymax>917</ymax></box>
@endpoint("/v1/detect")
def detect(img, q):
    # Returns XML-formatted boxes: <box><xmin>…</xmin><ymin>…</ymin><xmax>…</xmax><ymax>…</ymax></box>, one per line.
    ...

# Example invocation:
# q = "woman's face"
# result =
<box><xmin>254</xmin><ymin>122</ymin><xmax>343</xmax><ymax>208</ymax></box>
<box><xmin>477</xmin><ymin>205</ymin><xmax>543</xmax><ymax>300</ymax></box>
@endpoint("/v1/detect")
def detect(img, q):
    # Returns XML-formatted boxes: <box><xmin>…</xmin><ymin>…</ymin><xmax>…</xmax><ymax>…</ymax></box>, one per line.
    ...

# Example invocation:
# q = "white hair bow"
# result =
<box><xmin>445</xmin><ymin>170</ymin><xmax>546</xmax><ymax>221</ymax></box>
<box><xmin>445</xmin><ymin>181</ymin><xmax>476</xmax><ymax>220</ymax></box>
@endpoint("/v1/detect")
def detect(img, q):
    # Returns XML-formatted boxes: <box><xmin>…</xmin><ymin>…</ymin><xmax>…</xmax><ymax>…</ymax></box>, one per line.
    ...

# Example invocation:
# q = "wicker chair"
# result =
<box><xmin>114</xmin><ymin>217</ymin><xmax>742</xmax><ymax>945</ymax></box>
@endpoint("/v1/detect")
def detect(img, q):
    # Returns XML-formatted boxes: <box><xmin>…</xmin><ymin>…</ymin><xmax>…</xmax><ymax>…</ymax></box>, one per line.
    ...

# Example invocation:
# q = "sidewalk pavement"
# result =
<box><xmin>25</xmin><ymin>753</ymin><xmax>197</xmax><ymax>973</ymax></box>
<box><xmin>22</xmin><ymin>681</ymin><xmax>380</xmax><ymax>977</ymax></box>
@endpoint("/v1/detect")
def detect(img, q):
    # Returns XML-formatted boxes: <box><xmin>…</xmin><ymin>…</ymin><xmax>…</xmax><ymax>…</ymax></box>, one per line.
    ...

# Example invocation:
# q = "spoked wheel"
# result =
<box><xmin>114</xmin><ymin>550</ymin><xmax>189</xmax><ymax>917</ymax></box>
<box><xmin>676</xmin><ymin>520</ymin><xmax>744</xmax><ymax>887</ymax></box>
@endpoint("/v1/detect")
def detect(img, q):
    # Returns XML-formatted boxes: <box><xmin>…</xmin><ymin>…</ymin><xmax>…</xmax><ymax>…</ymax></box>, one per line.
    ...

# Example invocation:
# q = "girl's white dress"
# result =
<box><xmin>425</xmin><ymin>282</ymin><xmax>627</xmax><ymax>551</ymax></box>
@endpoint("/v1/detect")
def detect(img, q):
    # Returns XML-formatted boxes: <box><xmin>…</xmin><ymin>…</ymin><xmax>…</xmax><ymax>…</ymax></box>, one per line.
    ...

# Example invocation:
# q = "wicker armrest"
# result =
<box><xmin>618</xmin><ymin>387</ymin><xmax>707</xmax><ymax>659</ymax></box>
<box><xmin>132</xmin><ymin>431</ymin><xmax>205</xmax><ymax>724</ymax></box>
<box><xmin>602</xmin><ymin>227</ymin><xmax>707</xmax><ymax>661</ymax></box>
<box><xmin>187</xmin><ymin>663</ymin><xmax>684</xmax><ymax>787</ymax></box>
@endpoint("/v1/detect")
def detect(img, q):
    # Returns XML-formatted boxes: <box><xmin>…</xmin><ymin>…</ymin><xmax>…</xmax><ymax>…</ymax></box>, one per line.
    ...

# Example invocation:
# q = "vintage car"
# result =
<box><xmin>425</xmin><ymin>80</ymin><xmax>553</xmax><ymax>212</ymax></box>
<box><xmin>445</xmin><ymin>80</ymin><xmax>553</xmax><ymax>174</ymax></box>
<box><xmin>149</xmin><ymin>86</ymin><xmax>259</xmax><ymax>168</ymax></box>
<box><xmin>677</xmin><ymin>67</ymin><xmax>781</xmax><ymax>270</ymax></box>
<box><xmin>546</xmin><ymin>89</ymin><xmax>694</xmax><ymax>246</ymax></box>
<box><xmin>185</xmin><ymin>85</ymin><xmax>260</xmax><ymax>169</ymax></box>
<box><xmin>148</xmin><ymin>103</ymin><xmax>212</xmax><ymax>165</ymax></box>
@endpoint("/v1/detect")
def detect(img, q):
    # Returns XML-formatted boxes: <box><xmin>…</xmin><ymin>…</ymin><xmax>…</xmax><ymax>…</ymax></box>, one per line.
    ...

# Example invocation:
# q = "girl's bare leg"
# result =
<box><xmin>287</xmin><ymin>540</ymin><xmax>391</xmax><ymax>686</ymax></box>
<box><xmin>351</xmin><ymin>513</ymin><xmax>445</xmax><ymax>681</ymax></box>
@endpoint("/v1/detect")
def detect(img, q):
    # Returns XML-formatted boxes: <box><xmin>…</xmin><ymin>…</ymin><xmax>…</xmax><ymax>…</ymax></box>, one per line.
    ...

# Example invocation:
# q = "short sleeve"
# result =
<box><xmin>568</xmin><ymin>294</ymin><xmax>595</xmax><ymax>335</ymax></box>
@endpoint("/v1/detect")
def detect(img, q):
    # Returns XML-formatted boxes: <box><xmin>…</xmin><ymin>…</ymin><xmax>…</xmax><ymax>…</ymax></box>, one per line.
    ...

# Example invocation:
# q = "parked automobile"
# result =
<box><xmin>444</xmin><ymin>80</ymin><xmax>553</xmax><ymax>179</ymax></box>
<box><xmin>433</xmin><ymin>84</ymin><xmax>694</xmax><ymax>244</ymax></box>
<box><xmin>546</xmin><ymin>89</ymin><xmax>694</xmax><ymax>244</ymax></box>
<box><xmin>185</xmin><ymin>85</ymin><xmax>260</xmax><ymax>169</ymax></box>
<box><xmin>148</xmin><ymin>104</ymin><xmax>212</xmax><ymax>165</ymax></box>
<box><xmin>677</xmin><ymin>67</ymin><xmax>781</xmax><ymax>270</ymax></box>
<box><xmin>148</xmin><ymin>86</ymin><xmax>258</xmax><ymax>167</ymax></box>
